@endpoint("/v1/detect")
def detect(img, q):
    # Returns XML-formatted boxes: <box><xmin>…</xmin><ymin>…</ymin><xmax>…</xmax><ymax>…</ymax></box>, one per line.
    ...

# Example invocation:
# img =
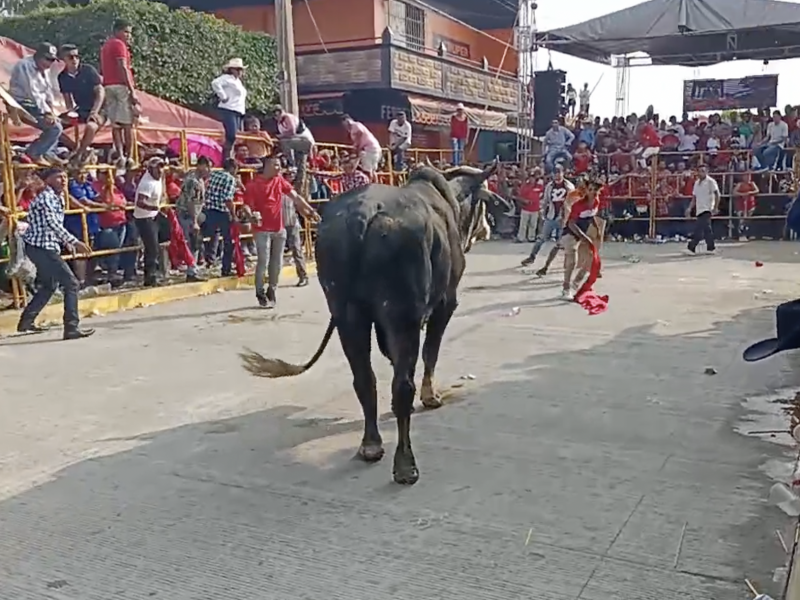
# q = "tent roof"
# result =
<box><xmin>534</xmin><ymin>0</ymin><xmax>800</xmax><ymax>67</ymax></box>
<box><xmin>0</xmin><ymin>37</ymin><xmax>222</xmax><ymax>144</ymax></box>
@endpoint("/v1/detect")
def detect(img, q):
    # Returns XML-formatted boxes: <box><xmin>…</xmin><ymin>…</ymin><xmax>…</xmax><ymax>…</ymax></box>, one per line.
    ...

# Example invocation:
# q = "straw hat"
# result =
<box><xmin>223</xmin><ymin>58</ymin><xmax>247</xmax><ymax>71</ymax></box>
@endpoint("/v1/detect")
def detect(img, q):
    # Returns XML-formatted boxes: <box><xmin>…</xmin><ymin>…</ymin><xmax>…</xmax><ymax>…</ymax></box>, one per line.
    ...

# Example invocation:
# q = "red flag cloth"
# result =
<box><xmin>574</xmin><ymin>237</ymin><xmax>609</xmax><ymax>315</ymax></box>
<box><xmin>164</xmin><ymin>208</ymin><xmax>196</xmax><ymax>270</ymax></box>
<box><xmin>230</xmin><ymin>221</ymin><xmax>246</xmax><ymax>277</ymax></box>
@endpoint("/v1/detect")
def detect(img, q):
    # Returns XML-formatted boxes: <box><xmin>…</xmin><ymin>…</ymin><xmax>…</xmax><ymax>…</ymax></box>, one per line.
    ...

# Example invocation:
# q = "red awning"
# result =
<box><xmin>407</xmin><ymin>96</ymin><xmax>508</xmax><ymax>131</ymax></box>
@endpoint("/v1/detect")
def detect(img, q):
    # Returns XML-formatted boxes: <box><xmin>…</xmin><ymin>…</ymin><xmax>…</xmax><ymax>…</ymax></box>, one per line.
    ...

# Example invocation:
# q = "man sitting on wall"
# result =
<box><xmin>57</xmin><ymin>44</ymin><xmax>106</xmax><ymax>167</ymax></box>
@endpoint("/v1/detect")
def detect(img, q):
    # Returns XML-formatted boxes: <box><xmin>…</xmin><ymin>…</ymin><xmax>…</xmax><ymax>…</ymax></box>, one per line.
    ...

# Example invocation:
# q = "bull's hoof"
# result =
<box><xmin>356</xmin><ymin>443</ymin><xmax>385</xmax><ymax>463</ymax></box>
<box><xmin>393</xmin><ymin>452</ymin><xmax>419</xmax><ymax>485</ymax></box>
<box><xmin>420</xmin><ymin>391</ymin><xmax>443</xmax><ymax>409</ymax></box>
<box><xmin>420</xmin><ymin>382</ymin><xmax>443</xmax><ymax>409</ymax></box>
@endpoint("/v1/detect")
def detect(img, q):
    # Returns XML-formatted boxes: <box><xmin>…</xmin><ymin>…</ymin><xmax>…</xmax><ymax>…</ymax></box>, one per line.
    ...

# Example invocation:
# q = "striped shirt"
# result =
<box><xmin>23</xmin><ymin>186</ymin><xmax>79</xmax><ymax>252</ymax></box>
<box><xmin>204</xmin><ymin>170</ymin><xmax>237</xmax><ymax>212</ymax></box>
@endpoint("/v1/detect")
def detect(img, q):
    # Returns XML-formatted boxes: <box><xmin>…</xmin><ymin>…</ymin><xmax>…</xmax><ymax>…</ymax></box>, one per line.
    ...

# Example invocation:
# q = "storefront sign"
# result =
<box><xmin>433</xmin><ymin>34</ymin><xmax>471</xmax><ymax>60</ymax></box>
<box><xmin>300</xmin><ymin>97</ymin><xmax>343</xmax><ymax>119</ymax></box>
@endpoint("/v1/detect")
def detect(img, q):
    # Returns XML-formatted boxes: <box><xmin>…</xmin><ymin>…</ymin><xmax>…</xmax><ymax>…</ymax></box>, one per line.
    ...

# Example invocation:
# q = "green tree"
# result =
<box><xmin>0</xmin><ymin>0</ymin><xmax>278</xmax><ymax>111</ymax></box>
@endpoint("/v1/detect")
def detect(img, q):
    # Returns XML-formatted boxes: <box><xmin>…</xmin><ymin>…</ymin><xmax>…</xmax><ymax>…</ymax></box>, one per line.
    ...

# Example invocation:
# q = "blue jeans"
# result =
<box><xmin>219</xmin><ymin>108</ymin><xmax>242</xmax><ymax>158</ymax></box>
<box><xmin>451</xmin><ymin>138</ymin><xmax>465</xmax><ymax>165</ymax></box>
<box><xmin>545</xmin><ymin>149</ymin><xmax>571</xmax><ymax>173</ymax></box>
<box><xmin>528</xmin><ymin>217</ymin><xmax>562</xmax><ymax>258</ymax></box>
<box><xmin>202</xmin><ymin>209</ymin><xmax>233</xmax><ymax>276</ymax></box>
<box><xmin>19</xmin><ymin>101</ymin><xmax>63</xmax><ymax>160</ymax></box>
<box><xmin>95</xmin><ymin>224</ymin><xmax>126</xmax><ymax>276</ymax></box>
<box><xmin>755</xmin><ymin>144</ymin><xmax>781</xmax><ymax>170</ymax></box>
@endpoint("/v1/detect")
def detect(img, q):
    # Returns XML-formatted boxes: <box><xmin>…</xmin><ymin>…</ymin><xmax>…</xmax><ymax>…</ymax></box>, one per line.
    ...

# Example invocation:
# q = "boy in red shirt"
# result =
<box><xmin>572</xmin><ymin>142</ymin><xmax>593</xmax><ymax>174</ymax></box>
<box><xmin>100</xmin><ymin>18</ymin><xmax>139</xmax><ymax>168</ymax></box>
<box><xmin>515</xmin><ymin>171</ymin><xmax>544</xmax><ymax>243</ymax></box>
<box><xmin>450</xmin><ymin>103</ymin><xmax>469</xmax><ymax>165</ymax></box>
<box><xmin>242</xmin><ymin>156</ymin><xmax>319</xmax><ymax>308</ymax></box>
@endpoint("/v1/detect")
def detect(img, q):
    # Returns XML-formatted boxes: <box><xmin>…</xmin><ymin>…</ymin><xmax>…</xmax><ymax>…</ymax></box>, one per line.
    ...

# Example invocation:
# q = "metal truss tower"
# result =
<box><xmin>514</xmin><ymin>0</ymin><xmax>535</xmax><ymax>167</ymax></box>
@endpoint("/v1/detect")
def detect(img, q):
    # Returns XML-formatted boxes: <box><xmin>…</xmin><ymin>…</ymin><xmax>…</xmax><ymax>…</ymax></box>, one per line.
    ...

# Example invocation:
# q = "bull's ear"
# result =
<box><xmin>481</xmin><ymin>157</ymin><xmax>500</xmax><ymax>179</ymax></box>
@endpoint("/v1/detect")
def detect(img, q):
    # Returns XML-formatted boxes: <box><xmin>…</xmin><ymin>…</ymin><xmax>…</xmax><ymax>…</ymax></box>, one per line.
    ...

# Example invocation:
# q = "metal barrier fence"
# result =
<box><xmin>0</xmin><ymin>118</ymin><xmax>464</xmax><ymax>310</ymax></box>
<box><xmin>2</xmin><ymin>116</ymin><xmax>797</xmax><ymax>310</ymax></box>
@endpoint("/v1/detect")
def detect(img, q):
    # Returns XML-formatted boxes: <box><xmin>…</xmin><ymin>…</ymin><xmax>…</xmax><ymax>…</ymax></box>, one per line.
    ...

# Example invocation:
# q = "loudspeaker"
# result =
<box><xmin>533</xmin><ymin>69</ymin><xmax>567</xmax><ymax>137</ymax></box>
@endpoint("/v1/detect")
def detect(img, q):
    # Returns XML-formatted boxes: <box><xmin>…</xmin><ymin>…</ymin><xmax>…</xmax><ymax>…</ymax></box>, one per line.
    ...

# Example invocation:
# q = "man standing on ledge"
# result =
<box><xmin>342</xmin><ymin>114</ymin><xmax>381</xmax><ymax>179</ymax></box>
<box><xmin>100</xmin><ymin>18</ymin><xmax>139</xmax><ymax>169</ymax></box>
<box><xmin>17</xmin><ymin>166</ymin><xmax>94</xmax><ymax>340</ymax></box>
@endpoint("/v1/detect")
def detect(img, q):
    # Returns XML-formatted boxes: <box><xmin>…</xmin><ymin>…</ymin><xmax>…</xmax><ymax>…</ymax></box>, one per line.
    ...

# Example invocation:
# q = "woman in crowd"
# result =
<box><xmin>211</xmin><ymin>58</ymin><xmax>247</xmax><ymax>160</ymax></box>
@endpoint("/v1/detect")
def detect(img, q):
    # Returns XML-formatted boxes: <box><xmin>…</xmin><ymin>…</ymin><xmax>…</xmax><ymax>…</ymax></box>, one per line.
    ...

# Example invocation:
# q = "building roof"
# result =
<box><xmin>159</xmin><ymin>0</ymin><xmax>518</xmax><ymax>30</ymax></box>
<box><xmin>534</xmin><ymin>0</ymin><xmax>800</xmax><ymax>67</ymax></box>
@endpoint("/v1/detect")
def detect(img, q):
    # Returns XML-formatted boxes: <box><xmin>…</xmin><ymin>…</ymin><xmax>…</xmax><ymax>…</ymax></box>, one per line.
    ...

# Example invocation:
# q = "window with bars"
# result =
<box><xmin>387</xmin><ymin>0</ymin><xmax>426</xmax><ymax>52</ymax></box>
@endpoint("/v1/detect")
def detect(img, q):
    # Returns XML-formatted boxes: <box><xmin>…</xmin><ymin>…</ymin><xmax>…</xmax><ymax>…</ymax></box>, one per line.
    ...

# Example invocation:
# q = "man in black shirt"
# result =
<box><xmin>57</xmin><ymin>44</ymin><xmax>106</xmax><ymax>165</ymax></box>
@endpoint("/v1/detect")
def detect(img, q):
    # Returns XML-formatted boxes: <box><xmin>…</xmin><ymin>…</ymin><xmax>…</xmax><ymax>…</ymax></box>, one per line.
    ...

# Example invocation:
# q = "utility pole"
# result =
<box><xmin>275</xmin><ymin>0</ymin><xmax>299</xmax><ymax>115</ymax></box>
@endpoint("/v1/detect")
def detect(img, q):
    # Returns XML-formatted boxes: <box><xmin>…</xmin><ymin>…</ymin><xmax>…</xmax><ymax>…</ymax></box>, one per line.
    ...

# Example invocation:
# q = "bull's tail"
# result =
<box><xmin>239</xmin><ymin>318</ymin><xmax>336</xmax><ymax>378</ymax></box>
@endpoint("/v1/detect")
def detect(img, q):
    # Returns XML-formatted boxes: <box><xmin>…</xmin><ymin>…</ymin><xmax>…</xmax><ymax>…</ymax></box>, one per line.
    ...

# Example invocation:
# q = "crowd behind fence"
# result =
<box><xmin>1</xmin><ymin>115</ymin><xmax>798</xmax><ymax>311</ymax></box>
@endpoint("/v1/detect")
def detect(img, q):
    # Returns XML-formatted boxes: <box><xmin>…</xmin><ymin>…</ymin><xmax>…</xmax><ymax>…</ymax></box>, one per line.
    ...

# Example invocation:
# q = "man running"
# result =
<box><xmin>561</xmin><ymin>178</ymin><xmax>600</xmax><ymax>299</ymax></box>
<box><xmin>521</xmin><ymin>165</ymin><xmax>573</xmax><ymax>274</ymax></box>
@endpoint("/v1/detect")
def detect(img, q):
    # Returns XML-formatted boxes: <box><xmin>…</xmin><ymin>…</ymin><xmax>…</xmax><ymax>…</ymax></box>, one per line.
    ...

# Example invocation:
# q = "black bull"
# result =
<box><xmin>240</xmin><ymin>162</ymin><xmax>512</xmax><ymax>485</ymax></box>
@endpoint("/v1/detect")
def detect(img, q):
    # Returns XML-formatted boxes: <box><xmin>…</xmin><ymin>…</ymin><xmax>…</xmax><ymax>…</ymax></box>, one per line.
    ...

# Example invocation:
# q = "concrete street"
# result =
<box><xmin>1</xmin><ymin>240</ymin><xmax>799</xmax><ymax>599</ymax></box>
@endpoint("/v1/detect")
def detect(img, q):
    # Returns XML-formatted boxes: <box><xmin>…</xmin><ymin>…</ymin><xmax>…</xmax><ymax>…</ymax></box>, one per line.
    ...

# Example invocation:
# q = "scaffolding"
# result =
<box><xmin>514</xmin><ymin>0</ymin><xmax>535</xmax><ymax>167</ymax></box>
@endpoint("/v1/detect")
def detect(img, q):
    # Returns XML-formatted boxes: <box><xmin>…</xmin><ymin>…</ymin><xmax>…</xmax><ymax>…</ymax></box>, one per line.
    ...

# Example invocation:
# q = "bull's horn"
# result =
<box><xmin>482</xmin><ymin>157</ymin><xmax>500</xmax><ymax>179</ymax></box>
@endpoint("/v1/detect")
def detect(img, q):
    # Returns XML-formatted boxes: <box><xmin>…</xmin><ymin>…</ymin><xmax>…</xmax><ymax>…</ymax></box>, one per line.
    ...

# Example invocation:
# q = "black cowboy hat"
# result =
<box><xmin>743</xmin><ymin>299</ymin><xmax>800</xmax><ymax>362</ymax></box>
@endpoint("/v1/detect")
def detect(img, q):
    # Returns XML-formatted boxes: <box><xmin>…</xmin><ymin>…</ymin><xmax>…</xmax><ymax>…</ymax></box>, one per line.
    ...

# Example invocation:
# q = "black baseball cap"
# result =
<box><xmin>34</xmin><ymin>43</ymin><xmax>57</xmax><ymax>61</ymax></box>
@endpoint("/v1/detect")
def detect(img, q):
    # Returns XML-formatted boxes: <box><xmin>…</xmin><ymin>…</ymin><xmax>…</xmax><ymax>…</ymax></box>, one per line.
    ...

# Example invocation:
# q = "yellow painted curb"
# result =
<box><xmin>0</xmin><ymin>262</ymin><xmax>316</xmax><ymax>335</ymax></box>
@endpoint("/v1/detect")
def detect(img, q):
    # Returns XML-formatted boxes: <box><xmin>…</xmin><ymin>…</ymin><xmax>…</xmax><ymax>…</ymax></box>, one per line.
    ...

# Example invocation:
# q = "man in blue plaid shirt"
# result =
<box><xmin>18</xmin><ymin>166</ymin><xmax>94</xmax><ymax>340</ymax></box>
<box><xmin>202</xmin><ymin>158</ymin><xmax>238</xmax><ymax>276</ymax></box>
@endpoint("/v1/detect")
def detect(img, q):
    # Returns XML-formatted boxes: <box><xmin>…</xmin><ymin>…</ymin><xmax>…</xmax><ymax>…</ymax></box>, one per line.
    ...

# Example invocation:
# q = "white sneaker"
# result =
<box><xmin>560</xmin><ymin>288</ymin><xmax>572</xmax><ymax>300</ymax></box>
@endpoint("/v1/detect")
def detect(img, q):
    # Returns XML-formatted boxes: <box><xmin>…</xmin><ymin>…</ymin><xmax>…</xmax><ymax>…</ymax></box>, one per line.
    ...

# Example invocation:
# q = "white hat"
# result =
<box><xmin>455</xmin><ymin>102</ymin><xmax>465</xmax><ymax>110</ymax></box>
<box><xmin>223</xmin><ymin>58</ymin><xmax>247</xmax><ymax>71</ymax></box>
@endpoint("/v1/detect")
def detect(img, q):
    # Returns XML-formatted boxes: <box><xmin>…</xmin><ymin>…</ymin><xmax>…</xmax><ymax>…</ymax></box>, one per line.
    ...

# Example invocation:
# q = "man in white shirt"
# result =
<box><xmin>273</xmin><ymin>105</ymin><xmax>315</xmax><ymax>191</ymax></box>
<box><xmin>134</xmin><ymin>157</ymin><xmax>165</xmax><ymax>286</ymax></box>
<box><xmin>685</xmin><ymin>164</ymin><xmax>719</xmax><ymax>254</ymax></box>
<box><xmin>578</xmin><ymin>83</ymin><xmax>590</xmax><ymax>116</ymax></box>
<box><xmin>755</xmin><ymin>110</ymin><xmax>789</xmax><ymax>170</ymax></box>
<box><xmin>388</xmin><ymin>111</ymin><xmax>412</xmax><ymax>171</ymax></box>
<box><xmin>342</xmin><ymin>114</ymin><xmax>381</xmax><ymax>176</ymax></box>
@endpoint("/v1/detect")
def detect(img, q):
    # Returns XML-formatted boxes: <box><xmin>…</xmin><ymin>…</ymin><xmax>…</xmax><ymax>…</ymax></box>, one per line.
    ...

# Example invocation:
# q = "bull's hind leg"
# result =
<box><xmin>420</xmin><ymin>298</ymin><xmax>458</xmax><ymax>409</ymax></box>
<box><xmin>337</xmin><ymin>307</ymin><xmax>384</xmax><ymax>462</ymax></box>
<box><xmin>381</xmin><ymin>318</ymin><xmax>422</xmax><ymax>485</ymax></box>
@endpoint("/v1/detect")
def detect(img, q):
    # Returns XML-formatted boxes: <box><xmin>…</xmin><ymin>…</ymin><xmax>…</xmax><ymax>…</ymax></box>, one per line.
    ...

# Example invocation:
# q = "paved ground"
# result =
<box><xmin>1</xmin><ymin>240</ymin><xmax>799</xmax><ymax>599</ymax></box>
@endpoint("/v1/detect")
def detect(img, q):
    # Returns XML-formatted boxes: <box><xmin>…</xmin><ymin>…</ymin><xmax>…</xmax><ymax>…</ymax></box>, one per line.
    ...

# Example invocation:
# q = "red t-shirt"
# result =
<box><xmin>567</xmin><ymin>194</ymin><xmax>598</xmax><ymax>221</ymax></box>
<box><xmin>243</xmin><ymin>174</ymin><xmax>293</xmax><ymax>232</ymax></box>
<box><xmin>573</xmin><ymin>151</ymin><xmax>592</xmax><ymax>174</ymax></box>
<box><xmin>597</xmin><ymin>185</ymin><xmax>610</xmax><ymax>210</ymax></box>
<box><xmin>518</xmin><ymin>182</ymin><xmax>543</xmax><ymax>212</ymax></box>
<box><xmin>450</xmin><ymin>115</ymin><xmax>468</xmax><ymax>140</ymax></box>
<box><xmin>100</xmin><ymin>37</ymin><xmax>133</xmax><ymax>86</ymax></box>
<box><xmin>661</xmin><ymin>132</ymin><xmax>679</xmax><ymax>148</ymax></box>
<box><xmin>640</xmin><ymin>124</ymin><xmax>661</xmax><ymax>148</ymax></box>
<box><xmin>94</xmin><ymin>180</ymin><xmax>127</xmax><ymax>228</ymax></box>
<box><xmin>735</xmin><ymin>182</ymin><xmax>757</xmax><ymax>212</ymax></box>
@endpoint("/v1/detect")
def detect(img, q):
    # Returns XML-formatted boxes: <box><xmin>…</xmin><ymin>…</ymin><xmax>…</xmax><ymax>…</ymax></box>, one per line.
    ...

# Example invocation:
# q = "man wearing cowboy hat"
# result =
<box><xmin>212</xmin><ymin>58</ymin><xmax>248</xmax><ymax>160</ymax></box>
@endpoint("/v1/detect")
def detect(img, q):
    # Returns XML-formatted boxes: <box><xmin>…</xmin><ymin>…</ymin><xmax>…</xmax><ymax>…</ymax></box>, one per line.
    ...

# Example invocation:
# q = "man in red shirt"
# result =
<box><xmin>100</xmin><ymin>18</ymin><xmax>139</xmax><ymax>168</ymax></box>
<box><xmin>633</xmin><ymin>119</ymin><xmax>660</xmax><ymax>169</ymax></box>
<box><xmin>450</xmin><ymin>103</ymin><xmax>468</xmax><ymax>165</ymax></box>
<box><xmin>242</xmin><ymin>156</ymin><xmax>319</xmax><ymax>308</ymax></box>
<box><xmin>515</xmin><ymin>172</ymin><xmax>544</xmax><ymax>243</ymax></box>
